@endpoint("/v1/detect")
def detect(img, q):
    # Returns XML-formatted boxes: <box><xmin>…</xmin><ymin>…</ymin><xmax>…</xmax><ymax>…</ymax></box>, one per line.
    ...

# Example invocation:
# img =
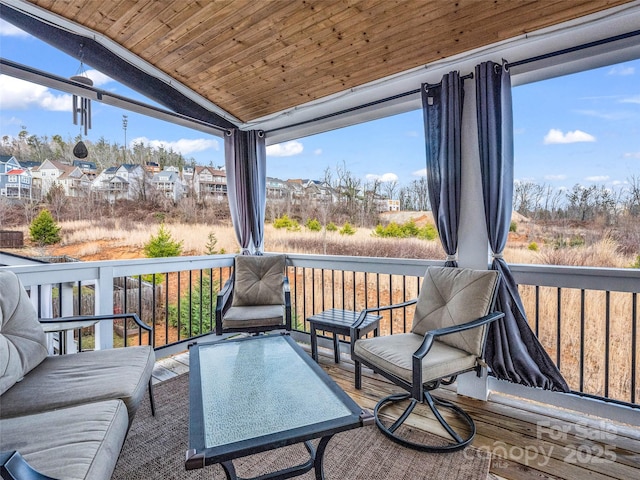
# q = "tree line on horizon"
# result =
<box><xmin>2</xmin><ymin>128</ymin><xmax>639</xmax><ymax>227</ymax></box>
<box><xmin>1</xmin><ymin>128</ymin><xmax>193</xmax><ymax>171</ymax></box>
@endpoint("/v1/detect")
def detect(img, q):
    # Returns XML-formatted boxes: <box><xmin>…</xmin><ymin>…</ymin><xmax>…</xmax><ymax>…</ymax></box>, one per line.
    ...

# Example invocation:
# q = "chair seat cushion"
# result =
<box><xmin>0</xmin><ymin>345</ymin><xmax>155</xmax><ymax>424</ymax></box>
<box><xmin>354</xmin><ymin>333</ymin><xmax>478</xmax><ymax>384</ymax></box>
<box><xmin>223</xmin><ymin>305</ymin><xmax>285</xmax><ymax>329</ymax></box>
<box><xmin>0</xmin><ymin>399</ymin><xmax>128</xmax><ymax>480</ymax></box>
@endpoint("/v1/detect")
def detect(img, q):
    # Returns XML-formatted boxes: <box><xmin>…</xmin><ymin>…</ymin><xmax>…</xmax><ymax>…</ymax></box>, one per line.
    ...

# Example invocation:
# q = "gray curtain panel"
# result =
<box><xmin>421</xmin><ymin>72</ymin><xmax>464</xmax><ymax>267</ymax></box>
<box><xmin>475</xmin><ymin>61</ymin><xmax>569</xmax><ymax>392</ymax></box>
<box><xmin>224</xmin><ymin>129</ymin><xmax>267</xmax><ymax>254</ymax></box>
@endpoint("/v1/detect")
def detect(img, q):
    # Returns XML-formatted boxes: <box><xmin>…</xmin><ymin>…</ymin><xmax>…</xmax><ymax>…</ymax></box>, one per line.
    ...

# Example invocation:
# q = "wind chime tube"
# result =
<box><xmin>70</xmin><ymin>74</ymin><xmax>93</xmax><ymax>136</ymax></box>
<box><xmin>73</xmin><ymin>94</ymin><xmax>78</xmax><ymax>125</ymax></box>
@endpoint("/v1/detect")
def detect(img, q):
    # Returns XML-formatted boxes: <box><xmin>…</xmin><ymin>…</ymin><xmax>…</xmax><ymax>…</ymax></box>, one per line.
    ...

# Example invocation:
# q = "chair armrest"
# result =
<box><xmin>39</xmin><ymin>313</ymin><xmax>151</xmax><ymax>333</ymax></box>
<box><xmin>351</xmin><ymin>299</ymin><xmax>417</xmax><ymax>331</ymax></box>
<box><xmin>1</xmin><ymin>450</ymin><xmax>58</xmax><ymax>480</ymax></box>
<box><xmin>350</xmin><ymin>298</ymin><xmax>418</xmax><ymax>355</ymax></box>
<box><xmin>215</xmin><ymin>275</ymin><xmax>235</xmax><ymax>335</ymax></box>
<box><xmin>412</xmin><ymin>311</ymin><xmax>504</xmax><ymax>361</ymax></box>
<box><xmin>410</xmin><ymin>311</ymin><xmax>504</xmax><ymax>399</ymax></box>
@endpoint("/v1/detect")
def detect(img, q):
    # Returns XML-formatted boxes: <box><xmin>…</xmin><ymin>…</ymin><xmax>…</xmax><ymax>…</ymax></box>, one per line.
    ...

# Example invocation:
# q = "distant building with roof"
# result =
<box><xmin>72</xmin><ymin>160</ymin><xmax>98</xmax><ymax>179</ymax></box>
<box><xmin>151</xmin><ymin>169</ymin><xmax>183</xmax><ymax>203</ymax></box>
<box><xmin>0</xmin><ymin>155</ymin><xmax>34</xmax><ymax>199</ymax></box>
<box><xmin>33</xmin><ymin>160</ymin><xmax>90</xmax><ymax>197</ymax></box>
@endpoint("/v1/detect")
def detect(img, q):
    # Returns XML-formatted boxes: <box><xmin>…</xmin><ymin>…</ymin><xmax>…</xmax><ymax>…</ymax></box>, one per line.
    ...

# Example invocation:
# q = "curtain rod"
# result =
<box><xmin>505</xmin><ymin>29</ymin><xmax>640</xmax><ymax>69</ymax></box>
<box><xmin>268</xmin><ymin>73</ymin><xmax>474</xmax><ymax>135</ymax></box>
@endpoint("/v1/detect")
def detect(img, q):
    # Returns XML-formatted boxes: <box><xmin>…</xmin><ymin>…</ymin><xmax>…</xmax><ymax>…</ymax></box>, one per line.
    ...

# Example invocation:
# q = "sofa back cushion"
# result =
<box><xmin>0</xmin><ymin>271</ymin><xmax>48</xmax><ymax>395</ymax></box>
<box><xmin>231</xmin><ymin>255</ymin><xmax>285</xmax><ymax>307</ymax></box>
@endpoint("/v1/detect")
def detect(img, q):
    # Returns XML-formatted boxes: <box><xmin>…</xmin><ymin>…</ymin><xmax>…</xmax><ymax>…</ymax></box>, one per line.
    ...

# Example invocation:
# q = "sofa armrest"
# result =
<box><xmin>39</xmin><ymin>313</ymin><xmax>151</xmax><ymax>333</ymax></box>
<box><xmin>1</xmin><ymin>451</ymin><xmax>57</xmax><ymax>480</ymax></box>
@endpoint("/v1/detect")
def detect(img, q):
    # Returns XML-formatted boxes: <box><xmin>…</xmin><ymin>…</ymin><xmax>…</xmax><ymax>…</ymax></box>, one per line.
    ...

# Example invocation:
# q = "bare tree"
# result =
<box><xmin>382</xmin><ymin>180</ymin><xmax>398</xmax><ymax>201</ymax></box>
<box><xmin>624</xmin><ymin>175</ymin><xmax>640</xmax><ymax>217</ymax></box>
<box><xmin>46</xmin><ymin>182</ymin><xmax>68</xmax><ymax>220</ymax></box>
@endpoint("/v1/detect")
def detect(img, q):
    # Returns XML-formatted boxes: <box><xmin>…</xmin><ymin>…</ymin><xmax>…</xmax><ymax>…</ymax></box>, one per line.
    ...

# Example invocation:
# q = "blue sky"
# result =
<box><xmin>1</xmin><ymin>19</ymin><xmax>638</xmax><ymax>192</ymax></box>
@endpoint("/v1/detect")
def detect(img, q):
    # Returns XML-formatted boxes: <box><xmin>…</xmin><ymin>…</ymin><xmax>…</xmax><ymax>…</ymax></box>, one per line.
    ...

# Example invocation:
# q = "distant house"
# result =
<box><xmin>145</xmin><ymin>161</ymin><xmax>160</xmax><ymax>173</ymax></box>
<box><xmin>72</xmin><ymin>160</ymin><xmax>98</xmax><ymax>179</ymax></box>
<box><xmin>285</xmin><ymin>179</ymin><xmax>304</xmax><ymax>205</ymax></box>
<box><xmin>0</xmin><ymin>155</ymin><xmax>34</xmax><ymax>199</ymax></box>
<box><xmin>34</xmin><ymin>159</ymin><xmax>90</xmax><ymax>198</ymax></box>
<box><xmin>151</xmin><ymin>169</ymin><xmax>183</xmax><ymax>203</ymax></box>
<box><xmin>381</xmin><ymin>199</ymin><xmax>401</xmax><ymax>212</ymax></box>
<box><xmin>266</xmin><ymin>177</ymin><xmax>287</xmax><ymax>198</ymax></box>
<box><xmin>92</xmin><ymin>164</ymin><xmax>148</xmax><ymax>202</ymax></box>
<box><xmin>183</xmin><ymin>166</ymin><xmax>226</xmax><ymax>200</ymax></box>
<box><xmin>19</xmin><ymin>160</ymin><xmax>42</xmax><ymax>171</ymax></box>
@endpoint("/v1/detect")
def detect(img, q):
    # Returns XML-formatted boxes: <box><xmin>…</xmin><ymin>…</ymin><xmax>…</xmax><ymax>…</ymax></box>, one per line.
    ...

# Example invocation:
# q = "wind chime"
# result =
<box><xmin>70</xmin><ymin>43</ymin><xmax>93</xmax><ymax>159</ymax></box>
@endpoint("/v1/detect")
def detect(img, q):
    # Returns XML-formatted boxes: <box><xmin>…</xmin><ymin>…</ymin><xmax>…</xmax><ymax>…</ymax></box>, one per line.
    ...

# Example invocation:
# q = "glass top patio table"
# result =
<box><xmin>186</xmin><ymin>333</ymin><xmax>371</xmax><ymax>478</ymax></box>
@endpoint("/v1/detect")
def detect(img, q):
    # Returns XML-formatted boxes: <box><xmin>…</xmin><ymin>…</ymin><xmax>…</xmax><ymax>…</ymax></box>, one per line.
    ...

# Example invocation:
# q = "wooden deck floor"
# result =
<box><xmin>152</xmin><ymin>341</ymin><xmax>640</xmax><ymax>480</ymax></box>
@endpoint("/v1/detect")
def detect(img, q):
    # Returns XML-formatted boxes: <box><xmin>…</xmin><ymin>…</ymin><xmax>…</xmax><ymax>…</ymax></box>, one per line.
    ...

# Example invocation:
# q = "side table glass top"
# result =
<box><xmin>196</xmin><ymin>334</ymin><xmax>354</xmax><ymax>449</ymax></box>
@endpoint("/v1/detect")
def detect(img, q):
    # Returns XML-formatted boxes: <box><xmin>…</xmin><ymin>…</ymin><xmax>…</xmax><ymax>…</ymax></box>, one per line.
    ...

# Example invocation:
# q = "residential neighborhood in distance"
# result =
<box><xmin>0</xmin><ymin>155</ymin><xmax>400</xmax><ymax>212</ymax></box>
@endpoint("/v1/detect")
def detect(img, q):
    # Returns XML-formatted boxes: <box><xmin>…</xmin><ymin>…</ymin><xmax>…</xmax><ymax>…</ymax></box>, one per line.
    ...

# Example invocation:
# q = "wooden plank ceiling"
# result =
<box><xmin>29</xmin><ymin>0</ymin><xmax>633</xmax><ymax>123</ymax></box>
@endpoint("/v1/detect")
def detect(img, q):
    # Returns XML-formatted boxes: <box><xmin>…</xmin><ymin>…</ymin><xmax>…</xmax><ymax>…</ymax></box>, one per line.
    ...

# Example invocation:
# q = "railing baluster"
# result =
<box><xmin>311</xmin><ymin>267</ymin><xmax>316</xmax><ymax>315</ymax></box>
<box><xmin>605</xmin><ymin>290</ymin><xmax>610</xmax><ymax>399</ymax></box>
<box><xmin>164</xmin><ymin>272</ymin><xmax>169</xmax><ymax>346</ymax></box>
<box><xmin>177</xmin><ymin>271</ymin><xmax>181</xmax><ymax>341</ymax></box>
<box><xmin>151</xmin><ymin>274</ymin><xmax>156</xmax><ymax>347</ymax></box>
<box><xmin>556</xmin><ymin>287</ymin><xmax>562</xmax><ymax>369</ymax></box>
<box><xmin>535</xmin><ymin>285</ymin><xmax>540</xmax><ymax>337</ymax></box>
<box><xmin>632</xmin><ymin>292</ymin><xmax>637</xmax><ymax>405</ymax></box>
<box><xmin>580</xmin><ymin>289</ymin><xmax>585</xmax><ymax>394</ymax></box>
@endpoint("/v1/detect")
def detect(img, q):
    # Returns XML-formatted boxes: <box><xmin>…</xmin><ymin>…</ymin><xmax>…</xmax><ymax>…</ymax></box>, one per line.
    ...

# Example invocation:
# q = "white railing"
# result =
<box><xmin>2</xmin><ymin>253</ymin><xmax>638</xmax><ymax>410</ymax></box>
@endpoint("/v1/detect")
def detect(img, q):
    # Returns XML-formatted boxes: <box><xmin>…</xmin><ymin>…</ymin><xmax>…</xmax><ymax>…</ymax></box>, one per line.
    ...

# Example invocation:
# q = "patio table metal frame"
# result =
<box><xmin>186</xmin><ymin>333</ymin><xmax>372</xmax><ymax>480</ymax></box>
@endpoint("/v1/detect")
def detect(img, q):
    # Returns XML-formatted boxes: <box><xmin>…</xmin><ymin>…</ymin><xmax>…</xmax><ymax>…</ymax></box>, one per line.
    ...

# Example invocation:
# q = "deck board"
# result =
<box><xmin>153</xmin><ymin>341</ymin><xmax>639</xmax><ymax>480</ymax></box>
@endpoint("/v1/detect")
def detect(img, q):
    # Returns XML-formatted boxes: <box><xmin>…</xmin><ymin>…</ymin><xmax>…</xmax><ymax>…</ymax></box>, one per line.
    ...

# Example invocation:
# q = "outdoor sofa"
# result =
<box><xmin>0</xmin><ymin>270</ymin><xmax>155</xmax><ymax>480</ymax></box>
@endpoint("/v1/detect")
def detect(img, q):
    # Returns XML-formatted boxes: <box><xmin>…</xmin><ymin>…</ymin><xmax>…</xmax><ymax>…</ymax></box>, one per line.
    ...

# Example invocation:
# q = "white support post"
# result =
<box><xmin>94</xmin><ymin>266</ymin><xmax>114</xmax><ymax>350</ymax></box>
<box><xmin>60</xmin><ymin>282</ymin><xmax>77</xmax><ymax>354</ymax></box>
<box><xmin>456</xmin><ymin>75</ymin><xmax>491</xmax><ymax>400</ymax></box>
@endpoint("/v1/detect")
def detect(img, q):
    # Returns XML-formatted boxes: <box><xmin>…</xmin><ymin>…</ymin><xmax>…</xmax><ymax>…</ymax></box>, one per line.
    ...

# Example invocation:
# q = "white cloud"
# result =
<box><xmin>366</xmin><ymin>172</ymin><xmax>398</xmax><ymax>182</ymax></box>
<box><xmin>623</xmin><ymin>152</ymin><xmax>640</xmax><ymax>159</ymax></box>
<box><xmin>544</xmin><ymin>174</ymin><xmax>567</xmax><ymax>181</ymax></box>
<box><xmin>0</xmin><ymin>19</ymin><xmax>30</xmax><ymax>38</ymax></box>
<box><xmin>130</xmin><ymin>136</ymin><xmax>219</xmax><ymax>155</ymax></box>
<box><xmin>574</xmin><ymin>109</ymin><xmax>631</xmax><ymax>121</ymax></box>
<box><xmin>585</xmin><ymin>175</ymin><xmax>609</xmax><ymax>182</ymax></box>
<box><xmin>543</xmin><ymin>129</ymin><xmax>596</xmax><ymax>144</ymax></box>
<box><xmin>0</xmin><ymin>75</ymin><xmax>71</xmax><ymax>111</ymax></box>
<box><xmin>412</xmin><ymin>168</ymin><xmax>427</xmax><ymax>177</ymax></box>
<box><xmin>313</xmin><ymin>148</ymin><xmax>322</xmax><ymax>155</ymax></box>
<box><xmin>620</xmin><ymin>95</ymin><xmax>640</xmax><ymax>105</ymax></box>
<box><xmin>266</xmin><ymin>141</ymin><xmax>303</xmax><ymax>157</ymax></box>
<box><xmin>406</xmin><ymin>130</ymin><xmax>419</xmax><ymax>137</ymax></box>
<box><xmin>85</xmin><ymin>70</ymin><xmax>113</xmax><ymax>87</ymax></box>
<box><xmin>607</xmin><ymin>65</ymin><xmax>635</xmax><ymax>76</ymax></box>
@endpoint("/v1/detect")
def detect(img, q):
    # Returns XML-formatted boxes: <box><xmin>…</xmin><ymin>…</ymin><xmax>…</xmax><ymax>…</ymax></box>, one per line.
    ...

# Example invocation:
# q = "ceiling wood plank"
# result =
<box><xmin>26</xmin><ymin>0</ymin><xmax>635</xmax><ymax>122</ymax></box>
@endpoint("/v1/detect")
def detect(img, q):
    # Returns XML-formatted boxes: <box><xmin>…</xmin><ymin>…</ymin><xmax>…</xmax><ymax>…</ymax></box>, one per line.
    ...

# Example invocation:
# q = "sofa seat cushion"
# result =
<box><xmin>0</xmin><ymin>345</ymin><xmax>154</xmax><ymax>423</ymax></box>
<box><xmin>354</xmin><ymin>333</ymin><xmax>478</xmax><ymax>384</ymax></box>
<box><xmin>0</xmin><ymin>399</ymin><xmax>128</xmax><ymax>480</ymax></box>
<box><xmin>222</xmin><ymin>305</ymin><xmax>285</xmax><ymax>329</ymax></box>
<box><xmin>0</xmin><ymin>271</ymin><xmax>48</xmax><ymax>395</ymax></box>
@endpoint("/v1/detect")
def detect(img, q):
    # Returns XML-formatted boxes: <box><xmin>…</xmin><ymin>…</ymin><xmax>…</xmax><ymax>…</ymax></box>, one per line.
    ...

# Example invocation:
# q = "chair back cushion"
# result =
<box><xmin>0</xmin><ymin>271</ymin><xmax>48</xmax><ymax>395</ymax></box>
<box><xmin>411</xmin><ymin>267</ymin><xmax>499</xmax><ymax>356</ymax></box>
<box><xmin>231</xmin><ymin>255</ymin><xmax>285</xmax><ymax>307</ymax></box>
